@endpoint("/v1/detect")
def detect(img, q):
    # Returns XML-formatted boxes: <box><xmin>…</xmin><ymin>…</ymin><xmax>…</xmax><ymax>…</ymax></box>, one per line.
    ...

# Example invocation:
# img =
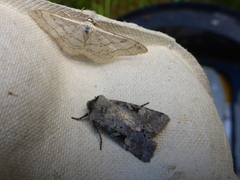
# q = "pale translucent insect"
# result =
<box><xmin>29</xmin><ymin>10</ymin><xmax>148</xmax><ymax>63</ymax></box>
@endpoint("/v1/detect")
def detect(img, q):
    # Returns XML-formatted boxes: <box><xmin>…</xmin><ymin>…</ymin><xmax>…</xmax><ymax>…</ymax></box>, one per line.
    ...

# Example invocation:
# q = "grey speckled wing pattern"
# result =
<box><xmin>72</xmin><ymin>95</ymin><xmax>170</xmax><ymax>162</ymax></box>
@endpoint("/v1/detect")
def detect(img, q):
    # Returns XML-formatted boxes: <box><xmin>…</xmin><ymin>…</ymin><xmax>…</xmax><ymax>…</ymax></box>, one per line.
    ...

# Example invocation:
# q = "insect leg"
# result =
<box><xmin>71</xmin><ymin>113</ymin><xmax>89</xmax><ymax>120</ymax></box>
<box><xmin>92</xmin><ymin>121</ymin><xmax>103</xmax><ymax>150</ymax></box>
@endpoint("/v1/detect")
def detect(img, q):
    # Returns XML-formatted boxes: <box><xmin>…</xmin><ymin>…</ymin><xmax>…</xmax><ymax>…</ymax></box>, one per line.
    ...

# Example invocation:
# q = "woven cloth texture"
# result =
<box><xmin>0</xmin><ymin>0</ymin><xmax>237</xmax><ymax>179</ymax></box>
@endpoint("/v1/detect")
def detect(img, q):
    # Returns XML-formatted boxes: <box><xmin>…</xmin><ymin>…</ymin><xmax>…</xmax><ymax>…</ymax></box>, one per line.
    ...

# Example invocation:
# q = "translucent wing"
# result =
<box><xmin>29</xmin><ymin>10</ymin><xmax>86</xmax><ymax>56</ymax></box>
<box><xmin>83</xmin><ymin>25</ymin><xmax>148</xmax><ymax>62</ymax></box>
<box><xmin>29</xmin><ymin>10</ymin><xmax>148</xmax><ymax>62</ymax></box>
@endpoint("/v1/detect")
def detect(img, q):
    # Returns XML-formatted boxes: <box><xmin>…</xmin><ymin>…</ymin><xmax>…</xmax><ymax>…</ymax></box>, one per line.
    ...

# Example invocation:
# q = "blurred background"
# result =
<box><xmin>48</xmin><ymin>0</ymin><xmax>240</xmax><ymax>177</ymax></box>
<box><xmin>48</xmin><ymin>0</ymin><xmax>240</xmax><ymax>18</ymax></box>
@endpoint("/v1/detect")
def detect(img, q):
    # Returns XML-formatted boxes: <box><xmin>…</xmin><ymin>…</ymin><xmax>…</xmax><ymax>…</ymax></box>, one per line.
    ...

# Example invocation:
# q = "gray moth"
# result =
<box><xmin>72</xmin><ymin>95</ymin><xmax>170</xmax><ymax>162</ymax></box>
<box><xmin>29</xmin><ymin>10</ymin><xmax>148</xmax><ymax>63</ymax></box>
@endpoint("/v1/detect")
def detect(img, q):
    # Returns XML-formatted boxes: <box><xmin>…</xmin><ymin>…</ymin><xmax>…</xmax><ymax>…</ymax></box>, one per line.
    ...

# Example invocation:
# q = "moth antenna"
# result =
<box><xmin>92</xmin><ymin>121</ymin><xmax>103</xmax><ymax>150</ymax></box>
<box><xmin>71</xmin><ymin>113</ymin><xmax>88</xmax><ymax>120</ymax></box>
<box><xmin>141</xmin><ymin>102</ymin><xmax>149</xmax><ymax>107</ymax></box>
<box><xmin>80</xmin><ymin>7</ymin><xmax>86</xmax><ymax>17</ymax></box>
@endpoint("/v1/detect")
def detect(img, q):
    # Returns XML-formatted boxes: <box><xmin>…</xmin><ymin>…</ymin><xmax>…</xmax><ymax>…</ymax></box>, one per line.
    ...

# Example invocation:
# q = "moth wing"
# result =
<box><xmin>110</xmin><ymin>100</ymin><xmax>170</xmax><ymax>136</ymax></box>
<box><xmin>138</xmin><ymin>108</ymin><xmax>170</xmax><ymax>137</ymax></box>
<box><xmin>101</xmin><ymin>125</ymin><xmax>156</xmax><ymax>162</ymax></box>
<box><xmin>84</xmin><ymin>26</ymin><xmax>148</xmax><ymax>63</ymax></box>
<box><xmin>29</xmin><ymin>10</ymin><xmax>86</xmax><ymax>55</ymax></box>
<box><xmin>124</xmin><ymin>132</ymin><xmax>156</xmax><ymax>162</ymax></box>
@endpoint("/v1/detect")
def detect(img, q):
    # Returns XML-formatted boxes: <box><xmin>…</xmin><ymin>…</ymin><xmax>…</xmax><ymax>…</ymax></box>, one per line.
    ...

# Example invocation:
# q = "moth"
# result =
<box><xmin>72</xmin><ymin>95</ymin><xmax>170</xmax><ymax>162</ymax></box>
<box><xmin>29</xmin><ymin>10</ymin><xmax>148</xmax><ymax>63</ymax></box>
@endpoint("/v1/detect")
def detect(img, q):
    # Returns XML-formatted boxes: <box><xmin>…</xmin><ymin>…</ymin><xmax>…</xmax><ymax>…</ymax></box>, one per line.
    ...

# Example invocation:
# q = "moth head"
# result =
<box><xmin>86</xmin><ymin>17</ymin><xmax>97</xmax><ymax>26</ymax></box>
<box><xmin>87</xmin><ymin>95</ymin><xmax>110</xmax><ymax>111</ymax></box>
<box><xmin>87</xmin><ymin>17</ymin><xmax>94</xmax><ymax>23</ymax></box>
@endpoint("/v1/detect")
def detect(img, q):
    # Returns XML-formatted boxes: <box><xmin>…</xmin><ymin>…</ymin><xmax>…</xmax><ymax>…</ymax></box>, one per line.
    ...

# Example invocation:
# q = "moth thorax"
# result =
<box><xmin>83</xmin><ymin>22</ymin><xmax>92</xmax><ymax>34</ymax></box>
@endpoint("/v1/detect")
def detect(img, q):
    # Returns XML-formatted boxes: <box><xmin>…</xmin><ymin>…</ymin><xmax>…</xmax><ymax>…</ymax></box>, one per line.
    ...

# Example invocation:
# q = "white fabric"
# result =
<box><xmin>0</xmin><ymin>0</ymin><xmax>237</xmax><ymax>179</ymax></box>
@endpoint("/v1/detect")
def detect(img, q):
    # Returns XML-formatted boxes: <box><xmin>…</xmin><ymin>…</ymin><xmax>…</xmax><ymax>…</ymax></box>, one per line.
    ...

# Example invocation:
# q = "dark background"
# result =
<box><xmin>48</xmin><ymin>0</ymin><xmax>240</xmax><ymax>18</ymax></box>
